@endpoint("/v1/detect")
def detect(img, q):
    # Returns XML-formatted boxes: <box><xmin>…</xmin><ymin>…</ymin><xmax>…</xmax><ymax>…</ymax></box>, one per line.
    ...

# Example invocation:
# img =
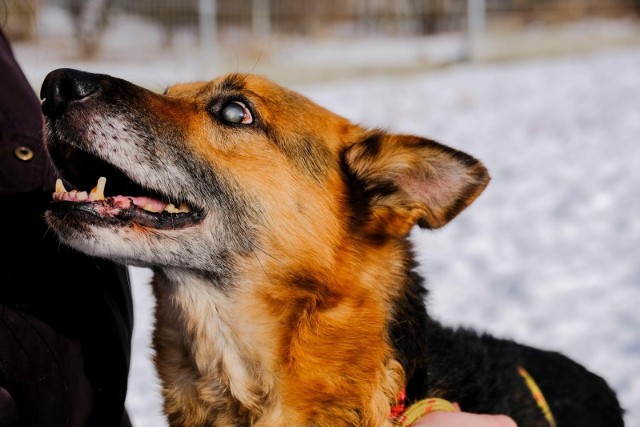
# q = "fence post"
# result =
<box><xmin>253</xmin><ymin>0</ymin><xmax>271</xmax><ymax>39</ymax></box>
<box><xmin>465</xmin><ymin>0</ymin><xmax>486</xmax><ymax>61</ymax></box>
<box><xmin>198</xmin><ymin>0</ymin><xmax>218</xmax><ymax>77</ymax></box>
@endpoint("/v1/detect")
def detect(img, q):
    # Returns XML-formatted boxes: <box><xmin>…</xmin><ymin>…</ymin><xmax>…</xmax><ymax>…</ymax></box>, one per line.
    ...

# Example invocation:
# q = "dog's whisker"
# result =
<box><xmin>248</xmin><ymin>49</ymin><xmax>264</xmax><ymax>75</ymax></box>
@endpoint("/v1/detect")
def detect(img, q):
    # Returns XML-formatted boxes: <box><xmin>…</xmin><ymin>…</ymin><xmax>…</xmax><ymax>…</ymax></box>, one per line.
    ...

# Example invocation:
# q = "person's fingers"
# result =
<box><xmin>410</xmin><ymin>411</ymin><xmax>517</xmax><ymax>427</ymax></box>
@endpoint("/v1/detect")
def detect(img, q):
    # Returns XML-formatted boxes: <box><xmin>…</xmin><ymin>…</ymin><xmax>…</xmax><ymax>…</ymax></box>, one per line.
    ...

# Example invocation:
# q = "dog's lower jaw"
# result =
<box><xmin>150</xmin><ymin>270</ymin><xmax>405</xmax><ymax>426</ymax></box>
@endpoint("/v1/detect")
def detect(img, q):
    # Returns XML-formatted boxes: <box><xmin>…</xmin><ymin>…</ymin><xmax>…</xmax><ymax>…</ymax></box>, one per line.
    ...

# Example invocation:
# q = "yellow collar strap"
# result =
<box><xmin>392</xmin><ymin>397</ymin><xmax>458</xmax><ymax>426</ymax></box>
<box><xmin>391</xmin><ymin>366</ymin><xmax>555</xmax><ymax>427</ymax></box>
<box><xmin>518</xmin><ymin>366</ymin><xmax>557</xmax><ymax>427</ymax></box>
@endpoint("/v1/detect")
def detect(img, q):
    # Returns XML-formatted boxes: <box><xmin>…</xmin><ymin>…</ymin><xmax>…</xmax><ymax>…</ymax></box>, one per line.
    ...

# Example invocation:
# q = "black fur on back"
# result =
<box><xmin>388</xmin><ymin>243</ymin><xmax>625</xmax><ymax>427</ymax></box>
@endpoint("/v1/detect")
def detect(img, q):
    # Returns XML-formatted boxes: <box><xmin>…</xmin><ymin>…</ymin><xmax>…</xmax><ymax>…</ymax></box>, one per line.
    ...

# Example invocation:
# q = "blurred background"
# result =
<box><xmin>4</xmin><ymin>0</ymin><xmax>640</xmax><ymax>86</ymax></box>
<box><xmin>2</xmin><ymin>1</ymin><xmax>640</xmax><ymax>427</ymax></box>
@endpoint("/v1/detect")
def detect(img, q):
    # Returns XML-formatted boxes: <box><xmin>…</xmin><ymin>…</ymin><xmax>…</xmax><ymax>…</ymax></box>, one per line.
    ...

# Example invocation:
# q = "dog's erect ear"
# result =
<box><xmin>344</xmin><ymin>132</ymin><xmax>490</xmax><ymax>237</ymax></box>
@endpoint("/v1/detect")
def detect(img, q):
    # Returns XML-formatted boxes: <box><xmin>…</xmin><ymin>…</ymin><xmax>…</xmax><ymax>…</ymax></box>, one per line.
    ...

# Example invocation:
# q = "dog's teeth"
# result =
<box><xmin>164</xmin><ymin>203</ymin><xmax>179</xmax><ymax>213</ymax></box>
<box><xmin>163</xmin><ymin>203</ymin><xmax>192</xmax><ymax>214</ymax></box>
<box><xmin>90</xmin><ymin>177</ymin><xmax>107</xmax><ymax>201</ymax></box>
<box><xmin>77</xmin><ymin>191</ymin><xmax>88</xmax><ymax>201</ymax></box>
<box><xmin>55</xmin><ymin>178</ymin><xmax>67</xmax><ymax>193</ymax></box>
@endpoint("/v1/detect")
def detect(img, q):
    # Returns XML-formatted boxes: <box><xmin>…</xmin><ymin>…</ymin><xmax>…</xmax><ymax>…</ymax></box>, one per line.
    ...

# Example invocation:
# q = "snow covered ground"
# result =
<box><xmin>14</xmin><ymin>28</ymin><xmax>640</xmax><ymax>426</ymax></box>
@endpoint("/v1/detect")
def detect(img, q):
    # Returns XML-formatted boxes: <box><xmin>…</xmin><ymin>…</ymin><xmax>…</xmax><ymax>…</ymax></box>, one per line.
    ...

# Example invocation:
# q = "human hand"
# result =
<box><xmin>410</xmin><ymin>411</ymin><xmax>517</xmax><ymax>427</ymax></box>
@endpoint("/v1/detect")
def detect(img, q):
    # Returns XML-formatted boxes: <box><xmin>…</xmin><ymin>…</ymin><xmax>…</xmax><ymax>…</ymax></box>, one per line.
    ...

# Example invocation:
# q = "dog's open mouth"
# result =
<box><xmin>48</xmin><ymin>143</ymin><xmax>204</xmax><ymax>230</ymax></box>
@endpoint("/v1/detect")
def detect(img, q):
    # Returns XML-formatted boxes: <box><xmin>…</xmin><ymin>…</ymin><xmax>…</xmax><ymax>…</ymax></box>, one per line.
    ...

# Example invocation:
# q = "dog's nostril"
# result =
<box><xmin>41</xmin><ymin>68</ymin><xmax>101</xmax><ymax>113</ymax></box>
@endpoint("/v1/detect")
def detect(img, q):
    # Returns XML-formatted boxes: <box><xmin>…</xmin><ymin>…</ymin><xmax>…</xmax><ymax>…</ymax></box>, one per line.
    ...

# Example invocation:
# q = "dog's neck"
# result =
<box><xmin>150</xmin><ymin>259</ymin><xmax>407</xmax><ymax>426</ymax></box>
<box><xmin>151</xmin><ymin>270</ymin><xmax>273</xmax><ymax>421</ymax></box>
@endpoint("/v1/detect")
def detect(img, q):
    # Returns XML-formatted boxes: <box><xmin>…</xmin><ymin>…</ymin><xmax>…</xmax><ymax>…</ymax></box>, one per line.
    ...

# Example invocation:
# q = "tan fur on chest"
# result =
<box><xmin>152</xmin><ymin>273</ymin><xmax>272</xmax><ymax>426</ymax></box>
<box><xmin>151</xmin><ymin>261</ymin><xmax>405</xmax><ymax>427</ymax></box>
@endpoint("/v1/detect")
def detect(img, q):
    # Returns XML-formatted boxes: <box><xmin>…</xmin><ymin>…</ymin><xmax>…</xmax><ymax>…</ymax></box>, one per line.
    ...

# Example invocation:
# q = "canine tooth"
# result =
<box><xmin>55</xmin><ymin>179</ymin><xmax>67</xmax><ymax>193</ymax></box>
<box><xmin>90</xmin><ymin>177</ymin><xmax>107</xmax><ymax>201</ymax></box>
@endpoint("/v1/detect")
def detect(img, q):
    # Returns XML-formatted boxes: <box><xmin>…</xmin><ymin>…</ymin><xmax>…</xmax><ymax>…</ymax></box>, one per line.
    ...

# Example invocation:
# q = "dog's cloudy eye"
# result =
<box><xmin>220</xmin><ymin>101</ymin><xmax>253</xmax><ymax>125</ymax></box>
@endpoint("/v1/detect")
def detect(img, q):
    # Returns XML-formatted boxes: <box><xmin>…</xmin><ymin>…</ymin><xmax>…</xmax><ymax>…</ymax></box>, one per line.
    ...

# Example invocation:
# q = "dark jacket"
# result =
<box><xmin>0</xmin><ymin>29</ymin><xmax>134</xmax><ymax>427</ymax></box>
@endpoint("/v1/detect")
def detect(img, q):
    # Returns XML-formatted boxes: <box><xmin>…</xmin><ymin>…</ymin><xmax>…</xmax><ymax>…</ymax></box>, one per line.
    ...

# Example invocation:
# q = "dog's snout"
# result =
<box><xmin>40</xmin><ymin>68</ymin><xmax>100</xmax><ymax>114</ymax></box>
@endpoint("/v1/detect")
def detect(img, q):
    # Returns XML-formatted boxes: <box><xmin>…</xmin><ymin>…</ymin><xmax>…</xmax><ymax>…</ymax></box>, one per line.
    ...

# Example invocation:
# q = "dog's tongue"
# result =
<box><xmin>126</xmin><ymin>196</ymin><xmax>167</xmax><ymax>213</ymax></box>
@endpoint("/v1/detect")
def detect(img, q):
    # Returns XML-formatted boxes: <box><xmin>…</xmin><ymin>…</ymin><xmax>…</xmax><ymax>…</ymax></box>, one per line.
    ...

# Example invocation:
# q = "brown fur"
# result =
<box><xmin>42</xmin><ymin>70</ymin><xmax>490</xmax><ymax>426</ymax></box>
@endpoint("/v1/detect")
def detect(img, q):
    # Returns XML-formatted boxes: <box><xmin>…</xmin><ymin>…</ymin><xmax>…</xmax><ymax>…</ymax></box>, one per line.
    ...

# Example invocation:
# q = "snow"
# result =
<box><xmin>13</xmin><ymin>20</ymin><xmax>640</xmax><ymax>426</ymax></box>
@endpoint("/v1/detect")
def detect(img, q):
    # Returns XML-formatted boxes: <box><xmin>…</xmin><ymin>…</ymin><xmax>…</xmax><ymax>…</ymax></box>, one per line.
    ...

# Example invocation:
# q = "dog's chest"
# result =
<box><xmin>151</xmin><ymin>274</ymin><xmax>275</xmax><ymax>424</ymax></box>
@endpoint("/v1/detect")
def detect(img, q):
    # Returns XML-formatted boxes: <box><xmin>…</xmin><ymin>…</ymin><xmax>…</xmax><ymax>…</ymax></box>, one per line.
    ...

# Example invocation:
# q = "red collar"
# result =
<box><xmin>389</xmin><ymin>388</ymin><xmax>407</xmax><ymax>419</ymax></box>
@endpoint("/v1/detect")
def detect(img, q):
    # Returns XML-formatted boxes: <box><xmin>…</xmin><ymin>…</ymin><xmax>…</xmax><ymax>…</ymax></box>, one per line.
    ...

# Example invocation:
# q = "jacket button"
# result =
<box><xmin>14</xmin><ymin>146</ymin><xmax>34</xmax><ymax>161</ymax></box>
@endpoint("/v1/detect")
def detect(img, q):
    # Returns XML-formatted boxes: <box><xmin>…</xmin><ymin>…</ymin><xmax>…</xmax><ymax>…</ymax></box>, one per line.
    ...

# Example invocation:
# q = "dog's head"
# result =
<box><xmin>41</xmin><ymin>69</ymin><xmax>489</xmax><ymax>280</ymax></box>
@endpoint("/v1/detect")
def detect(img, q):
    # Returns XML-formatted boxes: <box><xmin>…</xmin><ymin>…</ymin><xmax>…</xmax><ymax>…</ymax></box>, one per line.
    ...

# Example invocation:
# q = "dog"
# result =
<box><xmin>40</xmin><ymin>68</ymin><xmax>625</xmax><ymax>427</ymax></box>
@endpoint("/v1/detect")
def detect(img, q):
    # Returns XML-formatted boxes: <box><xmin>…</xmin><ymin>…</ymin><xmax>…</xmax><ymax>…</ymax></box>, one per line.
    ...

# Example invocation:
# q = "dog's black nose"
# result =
<box><xmin>40</xmin><ymin>68</ymin><xmax>100</xmax><ymax>115</ymax></box>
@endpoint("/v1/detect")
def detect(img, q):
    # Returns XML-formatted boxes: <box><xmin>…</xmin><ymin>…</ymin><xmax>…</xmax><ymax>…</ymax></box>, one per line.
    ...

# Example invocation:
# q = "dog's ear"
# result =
<box><xmin>344</xmin><ymin>132</ymin><xmax>490</xmax><ymax>237</ymax></box>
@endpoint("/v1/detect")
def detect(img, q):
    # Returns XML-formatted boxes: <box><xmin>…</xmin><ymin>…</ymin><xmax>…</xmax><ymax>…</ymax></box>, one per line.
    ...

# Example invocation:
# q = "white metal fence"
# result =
<box><xmin>4</xmin><ymin>0</ymin><xmax>638</xmax><ymax>58</ymax></box>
